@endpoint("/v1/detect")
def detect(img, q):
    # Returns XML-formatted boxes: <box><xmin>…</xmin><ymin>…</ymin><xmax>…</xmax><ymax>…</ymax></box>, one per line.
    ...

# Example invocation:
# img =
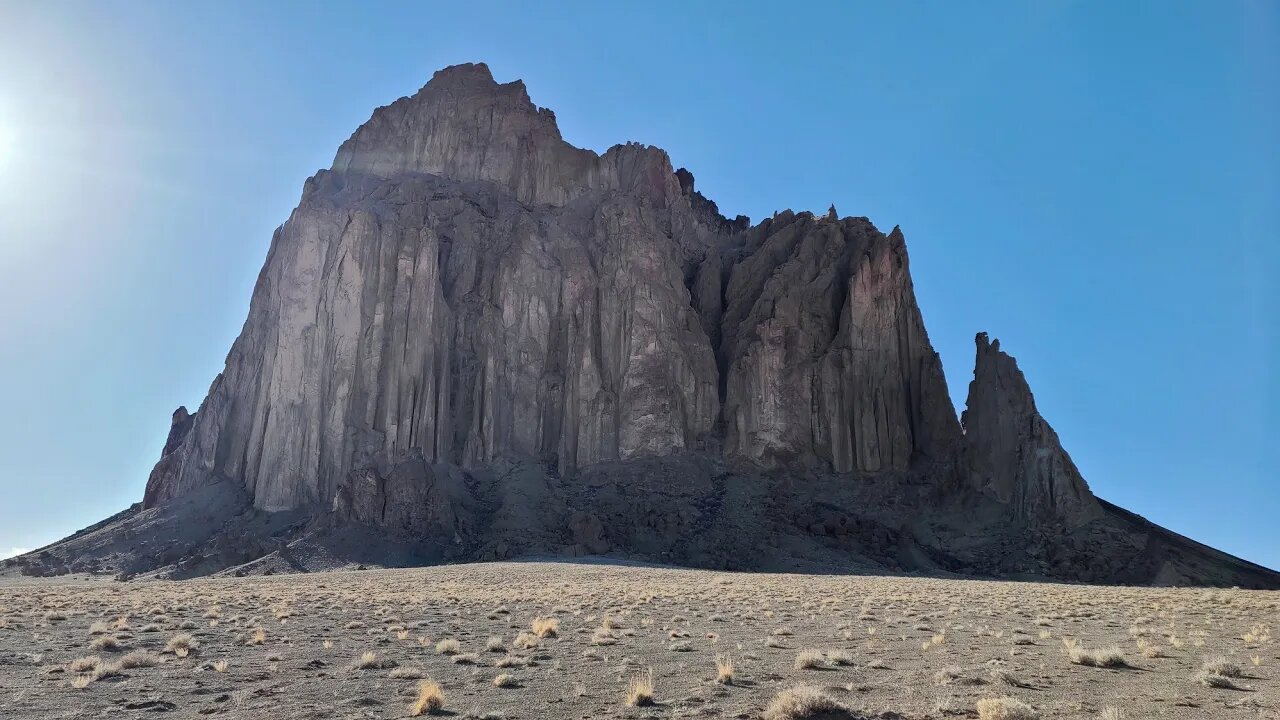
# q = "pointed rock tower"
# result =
<box><xmin>962</xmin><ymin>333</ymin><xmax>1099</xmax><ymax>528</ymax></box>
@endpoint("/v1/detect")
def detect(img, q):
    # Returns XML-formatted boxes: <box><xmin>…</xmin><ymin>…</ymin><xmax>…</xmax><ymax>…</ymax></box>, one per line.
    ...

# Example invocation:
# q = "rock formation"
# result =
<box><xmin>961</xmin><ymin>333</ymin><xmax>1099</xmax><ymax>528</ymax></box>
<box><xmin>142</xmin><ymin>63</ymin><xmax>963</xmax><ymax>514</ymax></box>
<box><xmin>9</xmin><ymin>63</ymin><xmax>1276</xmax><ymax>588</ymax></box>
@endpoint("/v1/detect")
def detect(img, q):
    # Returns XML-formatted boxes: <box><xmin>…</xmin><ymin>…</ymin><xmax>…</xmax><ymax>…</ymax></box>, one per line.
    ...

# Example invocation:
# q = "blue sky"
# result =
<box><xmin>0</xmin><ymin>1</ymin><xmax>1275</xmax><ymax>569</ymax></box>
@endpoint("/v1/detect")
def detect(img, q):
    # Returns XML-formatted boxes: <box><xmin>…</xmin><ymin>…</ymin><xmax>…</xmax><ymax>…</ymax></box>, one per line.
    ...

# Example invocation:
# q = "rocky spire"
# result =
<box><xmin>961</xmin><ymin>333</ymin><xmax>1099</xmax><ymax>527</ymax></box>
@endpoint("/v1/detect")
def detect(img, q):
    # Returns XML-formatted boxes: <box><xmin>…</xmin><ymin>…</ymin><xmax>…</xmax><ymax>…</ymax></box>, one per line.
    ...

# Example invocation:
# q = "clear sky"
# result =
<box><xmin>0</xmin><ymin>2</ymin><xmax>1276</xmax><ymax>570</ymax></box>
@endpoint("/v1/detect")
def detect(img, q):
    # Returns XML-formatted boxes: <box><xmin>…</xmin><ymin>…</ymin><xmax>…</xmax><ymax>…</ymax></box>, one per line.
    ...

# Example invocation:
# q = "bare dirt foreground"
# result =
<box><xmin>1</xmin><ymin>562</ymin><xmax>1276</xmax><ymax>719</ymax></box>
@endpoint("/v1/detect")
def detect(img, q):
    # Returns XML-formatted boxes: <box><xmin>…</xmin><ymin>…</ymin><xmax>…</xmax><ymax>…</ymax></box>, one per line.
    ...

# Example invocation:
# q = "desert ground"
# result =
<box><xmin>0</xmin><ymin>562</ymin><xmax>1276</xmax><ymax>719</ymax></box>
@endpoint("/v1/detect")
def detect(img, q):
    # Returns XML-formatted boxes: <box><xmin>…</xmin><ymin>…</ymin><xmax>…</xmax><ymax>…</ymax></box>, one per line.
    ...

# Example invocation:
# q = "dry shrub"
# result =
<box><xmin>532</xmin><ymin>616</ymin><xmax>559</xmax><ymax>638</ymax></box>
<box><xmin>715</xmin><ymin>653</ymin><xmax>734</xmax><ymax>684</ymax></box>
<box><xmin>762</xmin><ymin>686</ymin><xmax>856</xmax><ymax>720</ymax></box>
<box><xmin>826</xmin><ymin>649</ymin><xmax>855</xmax><ymax>666</ymax></box>
<box><xmin>493</xmin><ymin>673</ymin><xmax>518</xmax><ymax>688</ymax></box>
<box><xmin>163</xmin><ymin>633</ymin><xmax>198</xmax><ymax>658</ymax></box>
<box><xmin>411</xmin><ymin>679</ymin><xmax>444</xmax><ymax>716</ymax></box>
<box><xmin>976</xmin><ymin>697</ymin><xmax>1039</xmax><ymax>720</ymax></box>
<box><xmin>1068</xmin><ymin>646</ymin><xmax>1127</xmax><ymax>668</ymax></box>
<box><xmin>989</xmin><ymin>668</ymin><xmax>1027</xmax><ymax>687</ymax></box>
<box><xmin>794</xmin><ymin>649</ymin><xmax>825</xmax><ymax>669</ymax></box>
<box><xmin>1197</xmin><ymin>672</ymin><xmax>1242</xmax><ymax>689</ymax></box>
<box><xmin>119</xmin><ymin>651</ymin><xmax>156</xmax><ymax>669</ymax></box>
<box><xmin>1201</xmin><ymin>656</ymin><xmax>1243</xmax><ymax>678</ymax></box>
<box><xmin>90</xmin><ymin>635</ymin><xmax>121</xmax><ymax>651</ymax></box>
<box><xmin>67</xmin><ymin>656</ymin><xmax>100</xmax><ymax>673</ymax></box>
<box><xmin>624</xmin><ymin>669</ymin><xmax>655</xmax><ymax>707</ymax></box>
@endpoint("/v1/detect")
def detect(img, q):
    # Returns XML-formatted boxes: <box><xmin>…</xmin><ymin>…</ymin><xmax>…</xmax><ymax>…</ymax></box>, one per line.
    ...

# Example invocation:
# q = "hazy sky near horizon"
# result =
<box><xmin>0</xmin><ymin>2</ymin><xmax>1276</xmax><ymax>569</ymax></box>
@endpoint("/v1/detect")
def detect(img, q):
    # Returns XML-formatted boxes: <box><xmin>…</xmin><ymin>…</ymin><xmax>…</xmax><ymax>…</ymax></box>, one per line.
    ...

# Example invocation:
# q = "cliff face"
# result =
<box><xmin>700</xmin><ymin>214</ymin><xmax>960</xmax><ymax>472</ymax></box>
<box><xmin>94</xmin><ymin>62</ymin><xmax>1277</xmax><ymax>588</ymax></box>
<box><xmin>144</xmin><ymin>63</ymin><xmax>960</xmax><ymax>513</ymax></box>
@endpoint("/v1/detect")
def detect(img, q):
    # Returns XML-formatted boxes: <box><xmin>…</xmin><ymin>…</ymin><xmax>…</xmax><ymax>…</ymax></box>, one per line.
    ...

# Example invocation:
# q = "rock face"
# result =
<box><xmin>35</xmin><ymin>61</ymin><xmax>1268</xmax><ymax>588</ymax></box>
<box><xmin>961</xmin><ymin>333</ymin><xmax>1099</xmax><ymax>528</ymax></box>
<box><xmin>144</xmin><ymin>62</ymin><xmax>959</xmax><ymax>514</ymax></box>
<box><xmin>702</xmin><ymin>216</ymin><xmax>960</xmax><ymax>472</ymax></box>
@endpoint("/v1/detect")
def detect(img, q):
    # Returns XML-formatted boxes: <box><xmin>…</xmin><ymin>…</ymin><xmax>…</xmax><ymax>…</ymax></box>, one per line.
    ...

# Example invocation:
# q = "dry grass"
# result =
<box><xmin>163</xmin><ymin>632</ymin><xmax>198</xmax><ymax>658</ymax></box>
<box><xmin>119</xmin><ymin>650</ymin><xmax>156</xmax><ymax>669</ymax></box>
<box><xmin>89</xmin><ymin>635</ymin><xmax>120</xmax><ymax>651</ymax></box>
<box><xmin>1197</xmin><ymin>671</ymin><xmax>1243</xmax><ymax>689</ymax></box>
<box><xmin>532</xmin><ymin>616</ymin><xmax>559</xmax><ymax>638</ymax></box>
<box><xmin>1201</xmin><ymin>655</ymin><xmax>1244</xmax><ymax>677</ymax></box>
<box><xmin>976</xmin><ymin>696</ymin><xmax>1039</xmax><ymax>720</ymax></box>
<box><xmin>435</xmin><ymin>638</ymin><xmax>460</xmax><ymax>655</ymax></box>
<box><xmin>67</xmin><ymin>656</ymin><xmax>100</xmax><ymax>673</ymax></box>
<box><xmin>411</xmin><ymin>679</ymin><xmax>444</xmax><ymax>716</ymax></box>
<box><xmin>989</xmin><ymin>668</ymin><xmax>1027</xmax><ymax>688</ymax></box>
<box><xmin>826</xmin><ymin>648</ymin><xmax>855</xmax><ymax>666</ymax></box>
<box><xmin>246</xmin><ymin>627</ymin><xmax>266</xmax><ymax>645</ymax></box>
<box><xmin>762</xmin><ymin>686</ymin><xmax>851</xmax><ymax>720</ymax></box>
<box><xmin>494</xmin><ymin>654</ymin><xmax>526</xmax><ymax>668</ymax></box>
<box><xmin>1067</xmin><ymin>645</ymin><xmax>1127</xmax><ymax>668</ymax></box>
<box><xmin>715</xmin><ymin>653</ymin><xmax>734</xmax><ymax>684</ymax></box>
<box><xmin>793</xmin><ymin>648</ymin><xmax>825</xmax><ymax>669</ymax></box>
<box><xmin>493</xmin><ymin>672</ymin><xmax>518</xmax><ymax>687</ymax></box>
<box><xmin>3</xmin><ymin>561</ymin><xmax>1275</xmax><ymax>719</ymax></box>
<box><xmin>624</xmin><ymin>668</ymin><xmax>655</xmax><ymax>706</ymax></box>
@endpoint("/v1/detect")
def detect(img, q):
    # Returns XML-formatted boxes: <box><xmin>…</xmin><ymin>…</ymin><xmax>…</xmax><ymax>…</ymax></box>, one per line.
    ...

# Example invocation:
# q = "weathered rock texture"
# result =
<box><xmin>15</xmin><ymin>63</ymin><xmax>1275</xmax><ymax>588</ymax></box>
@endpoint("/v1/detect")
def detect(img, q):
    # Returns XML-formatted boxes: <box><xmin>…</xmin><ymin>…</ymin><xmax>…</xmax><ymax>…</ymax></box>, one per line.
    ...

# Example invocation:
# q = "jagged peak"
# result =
<box><xmin>426</xmin><ymin>61</ymin><xmax>497</xmax><ymax>87</ymax></box>
<box><xmin>974</xmin><ymin>330</ymin><xmax>1001</xmax><ymax>355</ymax></box>
<box><xmin>331</xmin><ymin>65</ymin><xmax>722</xmax><ymax>212</ymax></box>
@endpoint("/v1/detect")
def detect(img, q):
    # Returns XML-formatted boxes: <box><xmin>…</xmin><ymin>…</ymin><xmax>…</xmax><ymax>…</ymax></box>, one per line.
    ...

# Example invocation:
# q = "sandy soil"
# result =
<box><xmin>1</xmin><ymin>561</ymin><xmax>1276</xmax><ymax>719</ymax></box>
